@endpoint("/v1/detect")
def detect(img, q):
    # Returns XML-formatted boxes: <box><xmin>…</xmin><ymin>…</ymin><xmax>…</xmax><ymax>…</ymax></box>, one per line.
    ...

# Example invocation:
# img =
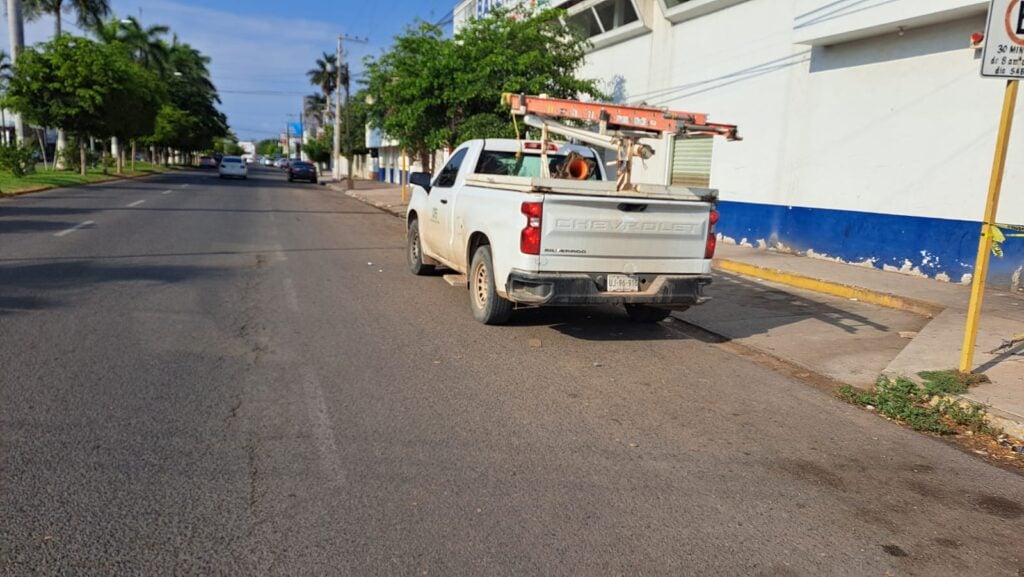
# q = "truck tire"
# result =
<box><xmin>469</xmin><ymin>245</ymin><xmax>513</xmax><ymax>325</ymax></box>
<box><xmin>407</xmin><ymin>218</ymin><xmax>435</xmax><ymax>276</ymax></box>
<box><xmin>624</xmin><ymin>304</ymin><xmax>672</xmax><ymax>323</ymax></box>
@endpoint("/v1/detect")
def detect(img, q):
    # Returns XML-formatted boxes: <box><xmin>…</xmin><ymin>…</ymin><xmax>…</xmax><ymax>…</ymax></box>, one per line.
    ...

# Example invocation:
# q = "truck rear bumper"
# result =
<box><xmin>505</xmin><ymin>271</ymin><xmax>711</xmax><ymax>306</ymax></box>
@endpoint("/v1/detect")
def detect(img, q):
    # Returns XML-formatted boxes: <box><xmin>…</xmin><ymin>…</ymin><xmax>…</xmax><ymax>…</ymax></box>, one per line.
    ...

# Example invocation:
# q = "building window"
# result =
<box><xmin>658</xmin><ymin>0</ymin><xmax>748</xmax><ymax>24</ymax></box>
<box><xmin>567</xmin><ymin>0</ymin><xmax>639</xmax><ymax>39</ymax></box>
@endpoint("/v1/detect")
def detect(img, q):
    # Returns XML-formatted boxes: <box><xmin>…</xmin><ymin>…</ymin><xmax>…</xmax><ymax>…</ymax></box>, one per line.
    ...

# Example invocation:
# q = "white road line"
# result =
<box><xmin>127</xmin><ymin>199</ymin><xmax>146</xmax><ymax>207</ymax></box>
<box><xmin>53</xmin><ymin>220</ymin><xmax>95</xmax><ymax>237</ymax></box>
<box><xmin>161</xmin><ymin>189</ymin><xmax>172</xmax><ymax>195</ymax></box>
<box><xmin>283</xmin><ymin>278</ymin><xmax>300</xmax><ymax>312</ymax></box>
<box><xmin>300</xmin><ymin>366</ymin><xmax>346</xmax><ymax>484</ymax></box>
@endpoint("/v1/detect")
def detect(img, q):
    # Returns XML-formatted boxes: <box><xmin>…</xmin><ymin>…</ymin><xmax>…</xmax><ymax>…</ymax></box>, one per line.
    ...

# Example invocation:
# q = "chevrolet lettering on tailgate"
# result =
<box><xmin>553</xmin><ymin>218</ymin><xmax>701</xmax><ymax>235</ymax></box>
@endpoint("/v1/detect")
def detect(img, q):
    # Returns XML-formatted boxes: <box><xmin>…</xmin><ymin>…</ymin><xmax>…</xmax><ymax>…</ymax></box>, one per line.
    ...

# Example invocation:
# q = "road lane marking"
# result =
<box><xmin>53</xmin><ymin>220</ymin><xmax>95</xmax><ymax>237</ymax></box>
<box><xmin>161</xmin><ymin>189</ymin><xmax>172</xmax><ymax>195</ymax></box>
<box><xmin>283</xmin><ymin>278</ymin><xmax>300</xmax><ymax>312</ymax></box>
<box><xmin>301</xmin><ymin>366</ymin><xmax>346</xmax><ymax>484</ymax></box>
<box><xmin>127</xmin><ymin>200</ymin><xmax>146</xmax><ymax>207</ymax></box>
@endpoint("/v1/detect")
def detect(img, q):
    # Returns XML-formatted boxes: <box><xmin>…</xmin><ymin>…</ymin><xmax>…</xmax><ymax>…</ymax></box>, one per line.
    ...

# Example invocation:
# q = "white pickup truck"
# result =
<box><xmin>405</xmin><ymin>138</ymin><xmax>719</xmax><ymax>325</ymax></box>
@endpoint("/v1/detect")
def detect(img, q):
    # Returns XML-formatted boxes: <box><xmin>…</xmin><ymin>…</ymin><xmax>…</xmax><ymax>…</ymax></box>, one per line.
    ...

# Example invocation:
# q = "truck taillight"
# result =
<box><xmin>521</xmin><ymin>201</ymin><xmax>543</xmax><ymax>255</ymax></box>
<box><xmin>705</xmin><ymin>209</ymin><xmax>719</xmax><ymax>259</ymax></box>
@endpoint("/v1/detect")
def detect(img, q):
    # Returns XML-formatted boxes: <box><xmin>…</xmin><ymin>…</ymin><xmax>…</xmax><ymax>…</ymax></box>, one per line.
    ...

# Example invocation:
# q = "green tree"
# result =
<box><xmin>363</xmin><ymin>7</ymin><xmax>600</xmax><ymax>168</ymax></box>
<box><xmin>148</xmin><ymin>36</ymin><xmax>227</xmax><ymax>162</ymax></box>
<box><xmin>256</xmin><ymin>138</ymin><xmax>281</xmax><ymax>157</ymax></box>
<box><xmin>24</xmin><ymin>0</ymin><xmax>110</xmax><ymax>37</ymax></box>
<box><xmin>304</xmin><ymin>93</ymin><xmax>326</xmax><ymax>126</ymax></box>
<box><xmin>307</xmin><ymin>51</ymin><xmax>340</xmax><ymax>103</ymax></box>
<box><xmin>94</xmin><ymin>17</ymin><xmax>170</xmax><ymax>172</ymax></box>
<box><xmin>4</xmin><ymin>35</ymin><xmax>152</xmax><ymax>175</ymax></box>
<box><xmin>362</xmin><ymin>22</ymin><xmax>453</xmax><ymax>168</ymax></box>
<box><xmin>94</xmin><ymin>17</ymin><xmax>171</xmax><ymax>76</ymax></box>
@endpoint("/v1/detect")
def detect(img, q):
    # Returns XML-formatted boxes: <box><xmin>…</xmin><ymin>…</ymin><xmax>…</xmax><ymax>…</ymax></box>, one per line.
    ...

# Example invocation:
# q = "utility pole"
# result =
<box><xmin>295</xmin><ymin>107</ymin><xmax>305</xmax><ymax>160</ymax></box>
<box><xmin>333</xmin><ymin>33</ymin><xmax>367</xmax><ymax>186</ymax></box>
<box><xmin>6</xmin><ymin>0</ymin><xmax>25</xmax><ymax>145</ymax></box>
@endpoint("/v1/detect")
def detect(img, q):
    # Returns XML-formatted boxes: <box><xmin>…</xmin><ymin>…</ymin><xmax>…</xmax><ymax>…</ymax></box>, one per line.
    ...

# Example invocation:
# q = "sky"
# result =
<box><xmin>0</xmin><ymin>0</ymin><xmax>459</xmax><ymax>142</ymax></box>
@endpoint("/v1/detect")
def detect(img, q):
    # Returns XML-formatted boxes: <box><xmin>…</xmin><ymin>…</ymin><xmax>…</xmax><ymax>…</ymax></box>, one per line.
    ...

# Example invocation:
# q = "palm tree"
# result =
<box><xmin>304</xmin><ymin>93</ymin><xmax>326</xmax><ymax>126</ymax></box>
<box><xmin>24</xmin><ymin>0</ymin><xmax>110</xmax><ymax>37</ymax></box>
<box><xmin>94</xmin><ymin>17</ymin><xmax>170</xmax><ymax>74</ymax></box>
<box><xmin>24</xmin><ymin>0</ymin><xmax>110</xmax><ymax>167</ymax></box>
<box><xmin>0</xmin><ymin>51</ymin><xmax>12</xmax><ymax>146</ymax></box>
<box><xmin>307</xmin><ymin>52</ymin><xmax>341</xmax><ymax>100</ymax></box>
<box><xmin>93</xmin><ymin>17</ymin><xmax>170</xmax><ymax>172</ymax></box>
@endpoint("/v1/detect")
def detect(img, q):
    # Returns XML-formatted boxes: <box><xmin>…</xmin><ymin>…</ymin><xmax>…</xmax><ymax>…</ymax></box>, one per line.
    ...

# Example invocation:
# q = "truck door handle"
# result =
<box><xmin>440</xmin><ymin>199</ymin><xmax>448</xmax><ymax>204</ymax></box>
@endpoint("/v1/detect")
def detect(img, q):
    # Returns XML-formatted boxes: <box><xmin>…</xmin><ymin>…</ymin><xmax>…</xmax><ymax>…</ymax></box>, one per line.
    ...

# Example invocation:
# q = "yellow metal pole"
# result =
<box><xmin>401</xmin><ymin>148</ymin><xmax>408</xmax><ymax>203</ymax></box>
<box><xmin>959</xmin><ymin>79</ymin><xmax>1019</xmax><ymax>373</ymax></box>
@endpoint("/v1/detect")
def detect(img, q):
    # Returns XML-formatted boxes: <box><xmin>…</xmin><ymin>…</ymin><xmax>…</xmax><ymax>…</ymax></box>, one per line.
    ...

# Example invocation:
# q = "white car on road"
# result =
<box><xmin>219</xmin><ymin>156</ymin><xmax>248</xmax><ymax>179</ymax></box>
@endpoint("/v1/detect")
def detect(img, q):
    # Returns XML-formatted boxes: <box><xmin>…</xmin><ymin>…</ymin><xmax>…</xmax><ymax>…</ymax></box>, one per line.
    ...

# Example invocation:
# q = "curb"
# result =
<box><xmin>333</xmin><ymin>185</ymin><xmax>406</xmax><ymax>219</ymax></box>
<box><xmin>713</xmin><ymin>258</ymin><xmax>946</xmax><ymax>318</ymax></box>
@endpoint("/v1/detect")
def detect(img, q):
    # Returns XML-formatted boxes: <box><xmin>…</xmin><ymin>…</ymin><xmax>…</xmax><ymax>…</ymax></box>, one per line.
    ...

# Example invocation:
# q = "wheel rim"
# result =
<box><xmin>409</xmin><ymin>228</ymin><xmax>420</xmax><ymax>265</ymax></box>
<box><xmin>473</xmin><ymin>260</ymin><xmax>489</xmax><ymax>309</ymax></box>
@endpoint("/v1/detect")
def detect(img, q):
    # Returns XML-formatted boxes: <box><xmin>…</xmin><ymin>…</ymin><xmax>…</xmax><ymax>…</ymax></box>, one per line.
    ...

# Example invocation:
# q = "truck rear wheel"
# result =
<box><xmin>407</xmin><ymin>218</ymin><xmax>434</xmax><ymax>276</ymax></box>
<box><xmin>624</xmin><ymin>304</ymin><xmax>672</xmax><ymax>323</ymax></box>
<box><xmin>469</xmin><ymin>245</ymin><xmax>513</xmax><ymax>325</ymax></box>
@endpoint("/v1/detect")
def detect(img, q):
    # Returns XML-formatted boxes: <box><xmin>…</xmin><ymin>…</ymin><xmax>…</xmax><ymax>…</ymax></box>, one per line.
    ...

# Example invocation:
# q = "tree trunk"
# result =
<box><xmin>131</xmin><ymin>140</ymin><xmax>137</xmax><ymax>172</ymax></box>
<box><xmin>101</xmin><ymin>141</ymin><xmax>108</xmax><ymax>175</ymax></box>
<box><xmin>112</xmin><ymin>136</ymin><xmax>121</xmax><ymax>174</ymax></box>
<box><xmin>35</xmin><ymin>128</ymin><xmax>47</xmax><ymax>170</ymax></box>
<box><xmin>79</xmin><ymin>140</ymin><xmax>86</xmax><ymax>176</ymax></box>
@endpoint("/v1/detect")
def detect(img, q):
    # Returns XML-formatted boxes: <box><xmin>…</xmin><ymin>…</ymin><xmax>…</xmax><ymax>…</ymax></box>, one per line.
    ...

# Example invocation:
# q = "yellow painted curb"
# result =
<box><xmin>714</xmin><ymin>259</ymin><xmax>945</xmax><ymax>318</ymax></box>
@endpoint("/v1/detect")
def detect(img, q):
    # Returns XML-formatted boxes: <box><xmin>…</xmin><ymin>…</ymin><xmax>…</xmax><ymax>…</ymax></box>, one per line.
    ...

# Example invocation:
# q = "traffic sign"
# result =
<box><xmin>981</xmin><ymin>0</ymin><xmax>1024</xmax><ymax>78</ymax></box>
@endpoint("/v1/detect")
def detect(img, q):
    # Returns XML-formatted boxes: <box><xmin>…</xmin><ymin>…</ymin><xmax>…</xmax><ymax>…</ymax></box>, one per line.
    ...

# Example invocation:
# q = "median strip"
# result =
<box><xmin>53</xmin><ymin>220</ymin><xmax>95</xmax><ymax>237</ymax></box>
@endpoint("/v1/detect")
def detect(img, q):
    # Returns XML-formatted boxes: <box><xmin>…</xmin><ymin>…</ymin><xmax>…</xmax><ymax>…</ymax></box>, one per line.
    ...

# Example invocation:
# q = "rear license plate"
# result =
<box><xmin>607</xmin><ymin>274</ymin><xmax>639</xmax><ymax>292</ymax></box>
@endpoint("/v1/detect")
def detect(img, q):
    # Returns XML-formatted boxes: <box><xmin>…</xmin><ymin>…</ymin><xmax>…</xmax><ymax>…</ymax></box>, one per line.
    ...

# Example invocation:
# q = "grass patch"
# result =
<box><xmin>0</xmin><ymin>162</ymin><xmax>170</xmax><ymax>195</ymax></box>
<box><xmin>918</xmin><ymin>369</ymin><xmax>989</xmax><ymax>395</ymax></box>
<box><xmin>840</xmin><ymin>373</ymin><xmax>992</xmax><ymax>435</ymax></box>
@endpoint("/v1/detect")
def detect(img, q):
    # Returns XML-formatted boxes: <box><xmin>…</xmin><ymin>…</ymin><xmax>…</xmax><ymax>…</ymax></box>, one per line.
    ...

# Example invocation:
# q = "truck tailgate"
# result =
<box><xmin>538</xmin><ymin>195</ymin><xmax>710</xmax><ymax>273</ymax></box>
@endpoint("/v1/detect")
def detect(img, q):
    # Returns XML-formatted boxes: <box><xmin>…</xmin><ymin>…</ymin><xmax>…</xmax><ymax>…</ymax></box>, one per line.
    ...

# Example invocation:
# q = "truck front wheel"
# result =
<box><xmin>407</xmin><ymin>218</ymin><xmax>435</xmax><ymax>276</ymax></box>
<box><xmin>469</xmin><ymin>245</ymin><xmax>513</xmax><ymax>325</ymax></box>
<box><xmin>624</xmin><ymin>304</ymin><xmax>672</xmax><ymax>323</ymax></box>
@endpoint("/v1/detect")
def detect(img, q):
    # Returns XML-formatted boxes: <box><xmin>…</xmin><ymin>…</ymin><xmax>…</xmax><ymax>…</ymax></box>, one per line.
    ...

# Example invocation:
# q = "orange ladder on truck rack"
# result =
<box><xmin>502</xmin><ymin>93</ymin><xmax>741</xmax><ymax>141</ymax></box>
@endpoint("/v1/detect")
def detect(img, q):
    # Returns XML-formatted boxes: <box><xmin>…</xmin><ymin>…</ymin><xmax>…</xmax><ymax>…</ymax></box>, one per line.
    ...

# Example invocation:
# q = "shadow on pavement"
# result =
<box><xmin>506</xmin><ymin>305</ymin><xmax>695</xmax><ymax>341</ymax></box>
<box><xmin>0</xmin><ymin>246</ymin><xmax>403</xmax><ymax>264</ymax></box>
<box><xmin>693</xmin><ymin>271</ymin><xmax>893</xmax><ymax>337</ymax></box>
<box><xmin>0</xmin><ymin>260</ymin><xmax>227</xmax><ymax>313</ymax></box>
<box><xmin>0</xmin><ymin>206</ymin><xmax>97</xmax><ymax>217</ymax></box>
<box><xmin>0</xmin><ymin>219</ymin><xmax>91</xmax><ymax>234</ymax></box>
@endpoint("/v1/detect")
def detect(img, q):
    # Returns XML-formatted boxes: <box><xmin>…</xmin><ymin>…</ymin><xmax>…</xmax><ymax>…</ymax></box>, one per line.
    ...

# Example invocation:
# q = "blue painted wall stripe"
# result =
<box><xmin>716</xmin><ymin>200</ymin><xmax>1024</xmax><ymax>289</ymax></box>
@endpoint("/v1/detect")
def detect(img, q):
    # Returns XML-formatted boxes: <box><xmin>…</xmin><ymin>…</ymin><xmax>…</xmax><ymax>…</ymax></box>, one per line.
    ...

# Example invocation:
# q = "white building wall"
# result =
<box><xmin>572</xmin><ymin>0</ymin><xmax>1024</xmax><ymax>287</ymax></box>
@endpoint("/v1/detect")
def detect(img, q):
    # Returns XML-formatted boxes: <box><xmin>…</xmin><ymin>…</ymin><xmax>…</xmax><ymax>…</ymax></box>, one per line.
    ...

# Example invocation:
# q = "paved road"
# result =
<box><xmin>1</xmin><ymin>168</ymin><xmax>1022</xmax><ymax>576</ymax></box>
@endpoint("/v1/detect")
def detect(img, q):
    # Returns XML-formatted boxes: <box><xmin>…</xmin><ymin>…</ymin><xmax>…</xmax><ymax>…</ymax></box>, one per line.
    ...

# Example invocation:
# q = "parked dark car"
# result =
<box><xmin>199</xmin><ymin>155</ymin><xmax>217</xmax><ymax>169</ymax></box>
<box><xmin>287</xmin><ymin>161</ymin><xmax>317</xmax><ymax>183</ymax></box>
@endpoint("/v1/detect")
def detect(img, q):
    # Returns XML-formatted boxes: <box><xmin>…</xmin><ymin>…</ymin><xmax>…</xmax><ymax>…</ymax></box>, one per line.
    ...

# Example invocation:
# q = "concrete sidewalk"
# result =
<box><xmin>328</xmin><ymin>179</ymin><xmax>1024</xmax><ymax>435</ymax></box>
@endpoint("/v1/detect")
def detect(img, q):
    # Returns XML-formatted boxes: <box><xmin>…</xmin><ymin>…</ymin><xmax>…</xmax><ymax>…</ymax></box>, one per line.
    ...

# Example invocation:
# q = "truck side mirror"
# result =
<box><xmin>409</xmin><ymin>172</ymin><xmax>432</xmax><ymax>193</ymax></box>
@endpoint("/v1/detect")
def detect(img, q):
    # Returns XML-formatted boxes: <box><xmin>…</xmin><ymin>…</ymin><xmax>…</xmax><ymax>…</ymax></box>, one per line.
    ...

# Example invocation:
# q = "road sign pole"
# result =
<box><xmin>959</xmin><ymin>78</ymin><xmax>1019</xmax><ymax>372</ymax></box>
